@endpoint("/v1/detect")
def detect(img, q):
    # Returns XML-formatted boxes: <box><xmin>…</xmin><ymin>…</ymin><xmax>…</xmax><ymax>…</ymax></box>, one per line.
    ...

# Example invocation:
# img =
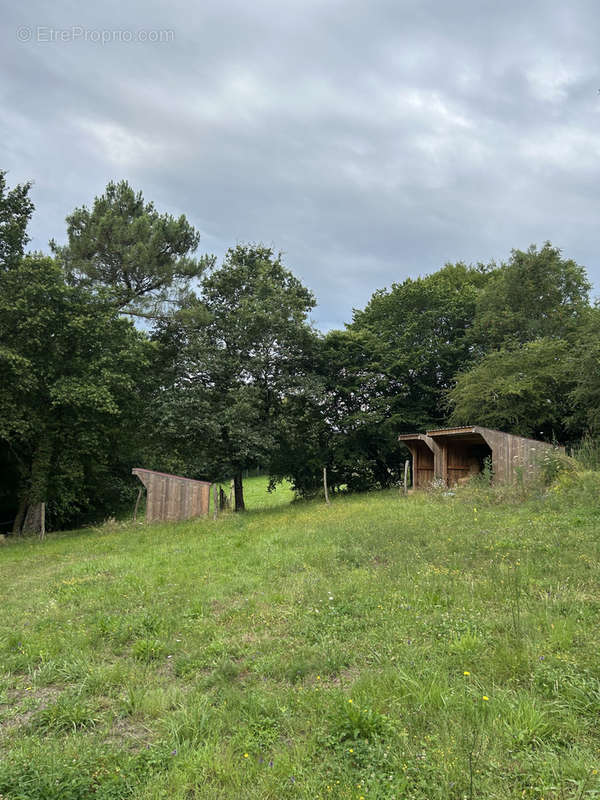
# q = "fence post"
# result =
<box><xmin>323</xmin><ymin>466</ymin><xmax>330</xmax><ymax>506</ymax></box>
<box><xmin>133</xmin><ymin>487</ymin><xmax>143</xmax><ymax>522</ymax></box>
<box><xmin>213</xmin><ymin>484</ymin><xmax>218</xmax><ymax>520</ymax></box>
<box><xmin>404</xmin><ymin>459</ymin><xmax>409</xmax><ymax>495</ymax></box>
<box><xmin>40</xmin><ymin>502</ymin><xmax>46</xmax><ymax>540</ymax></box>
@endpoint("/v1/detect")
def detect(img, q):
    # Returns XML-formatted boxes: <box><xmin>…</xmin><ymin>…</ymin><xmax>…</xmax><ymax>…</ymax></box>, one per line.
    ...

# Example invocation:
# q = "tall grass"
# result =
<box><xmin>573</xmin><ymin>435</ymin><xmax>600</xmax><ymax>471</ymax></box>
<box><xmin>0</xmin><ymin>475</ymin><xmax>599</xmax><ymax>798</ymax></box>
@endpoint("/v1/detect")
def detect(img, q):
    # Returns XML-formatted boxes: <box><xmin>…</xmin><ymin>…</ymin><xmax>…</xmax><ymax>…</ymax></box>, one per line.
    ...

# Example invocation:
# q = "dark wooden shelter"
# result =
<box><xmin>398</xmin><ymin>426</ymin><xmax>561</xmax><ymax>489</ymax></box>
<box><xmin>132</xmin><ymin>468</ymin><xmax>211</xmax><ymax>523</ymax></box>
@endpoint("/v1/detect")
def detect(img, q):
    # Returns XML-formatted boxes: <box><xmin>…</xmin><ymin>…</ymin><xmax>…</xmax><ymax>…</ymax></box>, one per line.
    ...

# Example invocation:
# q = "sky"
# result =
<box><xmin>2</xmin><ymin>0</ymin><xmax>600</xmax><ymax>329</ymax></box>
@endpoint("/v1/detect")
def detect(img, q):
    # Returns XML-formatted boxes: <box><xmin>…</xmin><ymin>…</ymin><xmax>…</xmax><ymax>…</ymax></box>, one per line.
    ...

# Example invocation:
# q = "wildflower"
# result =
<box><xmin>348</xmin><ymin>748</ymin><xmax>354</xmax><ymax>753</ymax></box>
<box><xmin>482</xmin><ymin>696</ymin><xmax>489</xmax><ymax>701</ymax></box>
<box><xmin>348</xmin><ymin>698</ymin><xmax>353</xmax><ymax>703</ymax></box>
<box><xmin>243</xmin><ymin>753</ymin><xmax>249</xmax><ymax>758</ymax></box>
<box><xmin>463</xmin><ymin>671</ymin><xmax>470</xmax><ymax>676</ymax></box>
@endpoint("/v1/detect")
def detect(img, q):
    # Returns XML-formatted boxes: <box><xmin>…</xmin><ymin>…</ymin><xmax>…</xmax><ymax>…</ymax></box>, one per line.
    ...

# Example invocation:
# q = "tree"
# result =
<box><xmin>51</xmin><ymin>180</ymin><xmax>212</xmax><ymax>315</ymax></box>
<box><xmin>568</xmin><ymin>306</ymin><xmax>600</xmax><ymax>436</ymax></box>
<box><xmin>267</xmin><ymin>327</ymin><xmax>396</xmax><ymax>497</ymax></box>
<box><xmin>470</xmin><ymin>243</ymin><xmax>591</xmax><ymax>351</ymax></box>
<box><xmin>0</xmin><ymin>170</ymin><xmax>34</xmax><ymax>270</ymax></box>
<box><xmin>351</xmin><ymin>262</ymin><xmax>489</xmax><ymax>430</ymax></box>
<box><xmin>448</xmin><ymin>338</ymin><xmax>575</xmax><ymax>441</ymax></box>
<box><xmin>0</xmin><ymin>254</ymin><xmax>152</xmax><ymax>532</ymax></box>
<box><xmin>152</xmin><ymin>245</ymin><xmax>317</xmax><ymax>509</ymax></box>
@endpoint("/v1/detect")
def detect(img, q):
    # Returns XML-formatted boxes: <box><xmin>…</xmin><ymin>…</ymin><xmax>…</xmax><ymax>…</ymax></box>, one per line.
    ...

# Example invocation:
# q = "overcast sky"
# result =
<box><xmin>2</xmin><ymin>0</ymin><xmax>600</xmax><ymax>329</ymax></box>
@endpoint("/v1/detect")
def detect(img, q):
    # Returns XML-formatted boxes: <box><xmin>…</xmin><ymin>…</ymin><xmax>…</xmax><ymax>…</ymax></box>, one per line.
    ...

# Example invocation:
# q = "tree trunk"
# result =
<box><xmin>12</xmin><ymin>496</ymin><xmax>28</xmax><ymax>536</ymax></box>
<box><xmin>234</xmin><ymin>472</ymin><xmax>245</xmax><ymax>512</ymax></box>
<box><xmin>15</xmin><ymin>430</ymin><xmax>53</xmax><ymax>536</ymax></box>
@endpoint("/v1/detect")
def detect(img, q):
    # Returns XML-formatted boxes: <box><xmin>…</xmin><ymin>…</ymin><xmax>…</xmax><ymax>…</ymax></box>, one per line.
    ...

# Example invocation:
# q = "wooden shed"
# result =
<box><xmin>132</xmin><ymin>468</ymin><xmax>211</xmax><ymax>523</ymax></box>
<box><xmin>398</xmin><ymin>426</ymin><xmax>561</xmax><ymax>489</ymax></box>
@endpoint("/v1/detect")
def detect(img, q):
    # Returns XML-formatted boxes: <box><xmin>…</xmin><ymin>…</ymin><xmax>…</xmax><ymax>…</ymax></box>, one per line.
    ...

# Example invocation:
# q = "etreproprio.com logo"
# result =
<box><xmin>16</xmin><ymin>26</ymin><xmax>175</xmax><ymax>44</ymax></box>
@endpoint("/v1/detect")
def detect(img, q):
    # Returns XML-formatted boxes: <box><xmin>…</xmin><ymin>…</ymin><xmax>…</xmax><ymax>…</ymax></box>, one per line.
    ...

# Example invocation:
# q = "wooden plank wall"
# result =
<box><xmin>132</xmin><ymin>469</ymin><xmax>211</xmax><ymax>523</ymax></box>
<box><xmin>446</xmin><ymin>442</ymin><xmax>482</xmax><ymax>486</ymax></box>
<box><xmin>477</xmin><ymin>428</ymin><xmax>560</xmax><ymax>485</ymax></box>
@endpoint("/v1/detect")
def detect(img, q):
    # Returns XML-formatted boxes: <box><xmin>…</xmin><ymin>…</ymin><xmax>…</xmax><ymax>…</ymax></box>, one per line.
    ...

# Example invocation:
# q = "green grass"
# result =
<box><xmin>1</xmin><ymin>474</ymin><xmax>600</xmax><ymax>799</ymax></box>
<box><xmin>211</xmin><ymin>475</ymin><xmax>294</xmax><ymax>512</ymax></box>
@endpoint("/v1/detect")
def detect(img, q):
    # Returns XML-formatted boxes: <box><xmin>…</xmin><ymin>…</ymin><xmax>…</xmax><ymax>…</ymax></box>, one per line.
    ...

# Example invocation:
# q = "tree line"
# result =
<box><xmin>1</xmin><ymin>173</ymin><xmax>598</xmax><ymax>532</ymax></box>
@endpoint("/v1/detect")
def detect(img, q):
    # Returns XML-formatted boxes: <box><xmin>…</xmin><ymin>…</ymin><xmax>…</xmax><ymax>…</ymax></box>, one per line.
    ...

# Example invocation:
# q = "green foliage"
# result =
<box><xmin>0</xmin><ymin>254</ymin><xmax>152</xmax><ymax>528</ymax></box>
<box><xmin>0</xmin><ymin>169</ymin><xmax>34</xmax><ymax>270</ymax></box>
<box><xmin>31</xmin><ymin>691</ymin><xmax>100</xmax><ymax>732</ymax></box>
<box><xmin>573</xmin><ymin>435</ymin><xmax>600</xmax><ymax>471</ymax></box>
<box><xmin>449</xmin><ymin>338</ymin><xmax>575</xmax><ymax>441</ymax></box>
<box><xmin>51</xmin><ymin>179</ymin><xmax>211</xmax><ymax>314</ymax></box>
<box><xmin>0</xmin><ymin>741</ymin><xmax>170</xmax><ymax>800</ymax></box>
<box><xmin>2</xmin><ymin>162</ymin><xmax>599</xmax><ymax>533</ymax></box>
<box><xmin>152</xmin><ymin>245</ymin><xmax>318</xmax><ymax>502</ymax></box>
<box><xmin>567</xmin><ymin>307</ymin><xmax>600</xmax><ymax>435</ymax></box>
<box><xmin>537</xmin><ymin>449</ymin><xmax>577</xmax><ymax>486</ymax></box>
<box><xmin>470</xmin><ymin>243</ymin><xmax>591</xmax><ymax>350</ymax></box>
<box><xmin>132</xmin><ymin>638</ymin><xmax>167</xmax><ymax>663</ymax></box>
<box><xmin>328</xmin><ymin>698</ymin><xmax>391</xmax><ymax>743</ymax></box>
<box><xmin>351</xmin><ymin>261</ymin><xmax>489</xmax><ymax>429</ymax></box>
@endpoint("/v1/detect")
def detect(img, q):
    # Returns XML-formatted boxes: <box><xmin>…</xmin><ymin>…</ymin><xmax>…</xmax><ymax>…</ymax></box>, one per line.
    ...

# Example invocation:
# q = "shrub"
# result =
<box><xmin>538</xmin><ymin>448</ymin><xmax>577</xmax><ymax>486</ymax></box>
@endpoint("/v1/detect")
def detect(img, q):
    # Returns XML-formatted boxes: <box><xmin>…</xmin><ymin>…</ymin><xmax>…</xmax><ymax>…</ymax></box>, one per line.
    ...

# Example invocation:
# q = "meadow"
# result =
<box><xmin>1</xmin><ymin>473</ymin><xmax>599</xmax><ymax>799</ymax></box>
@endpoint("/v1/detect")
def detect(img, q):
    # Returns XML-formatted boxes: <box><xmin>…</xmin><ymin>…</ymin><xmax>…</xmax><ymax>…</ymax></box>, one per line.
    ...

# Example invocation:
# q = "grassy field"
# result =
<box><xmin>1</xmin><ymin>474</ymin><xmax>600</xmax><ymax>799</ymax></box>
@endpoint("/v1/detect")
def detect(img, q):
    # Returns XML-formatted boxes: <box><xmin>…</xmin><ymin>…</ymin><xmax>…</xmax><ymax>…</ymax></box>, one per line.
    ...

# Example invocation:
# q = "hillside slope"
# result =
<box><xmin>1</xmin><ymin>478</ymin><xmax>599</xmax><ymax>799</ymax></box>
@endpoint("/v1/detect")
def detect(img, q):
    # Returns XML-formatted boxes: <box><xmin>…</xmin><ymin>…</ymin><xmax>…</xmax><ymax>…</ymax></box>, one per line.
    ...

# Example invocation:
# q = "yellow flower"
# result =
<box><xmin>243</xmin><ymin>753</ymin><xmax>249</xmax><ymax>758</ymax></box>
<box><xmin>463</xmin><ymin>671</ymin><xmax>470</xmax><ymax>676</ymax></box>
<box><xmin>482</xmin><ymin>696</ymin><xmax>489</xmax><ymax>701</ymax></box>
<box><xmin>348</xmin><ymin>748</ymin><xmax>354</xmax><ymax>753</ymax></box>
<box><xmin>348</xmin><ymin>698</ymin><xmax>353</xmax><ymax>703</ymax></box>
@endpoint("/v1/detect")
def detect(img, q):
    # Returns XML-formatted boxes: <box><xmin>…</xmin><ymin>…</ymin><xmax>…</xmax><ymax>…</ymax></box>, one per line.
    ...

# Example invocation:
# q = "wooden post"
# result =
<box><xmin>133</xmin><ymin>487</ymin><xmax>142</xmax><ymax>522</ymax></box>
<box><xmin>323</xmin><ymin>466</ymin><xmax>330</xmax><ymax>505</ymax></box>
<box><xmin>229</xmin><ymin>479</ymin><xmax>234</xmax><ymax>508</ymax></box>
<box><xmin>212</xmin><ymin>483</ymin><xmax>218</xmax><ymax>520</ymax></box>
<box><xmin>404</xmin><ymin>459</ymin><xmax>409</xmax><ymax>495</ymax></box>
<box><xmin>233</xmin><ymin>472</ymin><xmax>245</xmax><ymax>512</ymax></box>
<box><xmin>40</xmin><ymin>502</ymin><xmax>46</xmax><ymax>540</ymax></box>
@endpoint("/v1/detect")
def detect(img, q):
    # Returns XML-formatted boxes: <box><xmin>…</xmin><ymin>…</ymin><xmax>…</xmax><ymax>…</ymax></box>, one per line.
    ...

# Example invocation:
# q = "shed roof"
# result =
<box><xmin>131</xmin><ymin>468</ymin><xmax>211</xmax><ymax>486</ymax></box>
<box><xmin>399</xmin><ymin>426</ymin><xmax>554</xmax><ymax>448</ymax></box>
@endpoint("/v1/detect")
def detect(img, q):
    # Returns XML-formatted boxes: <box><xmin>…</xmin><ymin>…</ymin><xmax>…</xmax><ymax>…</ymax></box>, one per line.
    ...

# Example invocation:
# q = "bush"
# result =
<box><xmin>538</xmin><ymin>448</ymin><xmax>577</xmax><ymax>486</ymax></box>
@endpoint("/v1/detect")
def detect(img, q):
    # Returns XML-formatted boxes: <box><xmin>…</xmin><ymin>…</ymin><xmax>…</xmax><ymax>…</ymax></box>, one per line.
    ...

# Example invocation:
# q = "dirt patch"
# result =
<box><xmin>0</xmin><ymin>684</ymin><xmax>62</xmax><ymax>737</ymax></box>
<box><xmin>105</xmin><ymin>715</ymin><xmax>155</xmax><ymax>751</ymax></box>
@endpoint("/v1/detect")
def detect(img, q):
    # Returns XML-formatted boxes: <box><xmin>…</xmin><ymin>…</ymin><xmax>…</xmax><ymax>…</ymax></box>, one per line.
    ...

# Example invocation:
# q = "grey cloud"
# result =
<box><xmin>2</xmin><ymin>0</ymin><xmax>599</xmax><ymax>329</ymax></box>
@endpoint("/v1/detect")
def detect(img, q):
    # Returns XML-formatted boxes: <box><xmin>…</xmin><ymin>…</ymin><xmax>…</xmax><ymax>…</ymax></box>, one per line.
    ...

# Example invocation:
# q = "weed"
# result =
<box><xmin>131</xmin><ymin>638</ymin><xmax>166</xmax><ymax>662</ymax></box>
